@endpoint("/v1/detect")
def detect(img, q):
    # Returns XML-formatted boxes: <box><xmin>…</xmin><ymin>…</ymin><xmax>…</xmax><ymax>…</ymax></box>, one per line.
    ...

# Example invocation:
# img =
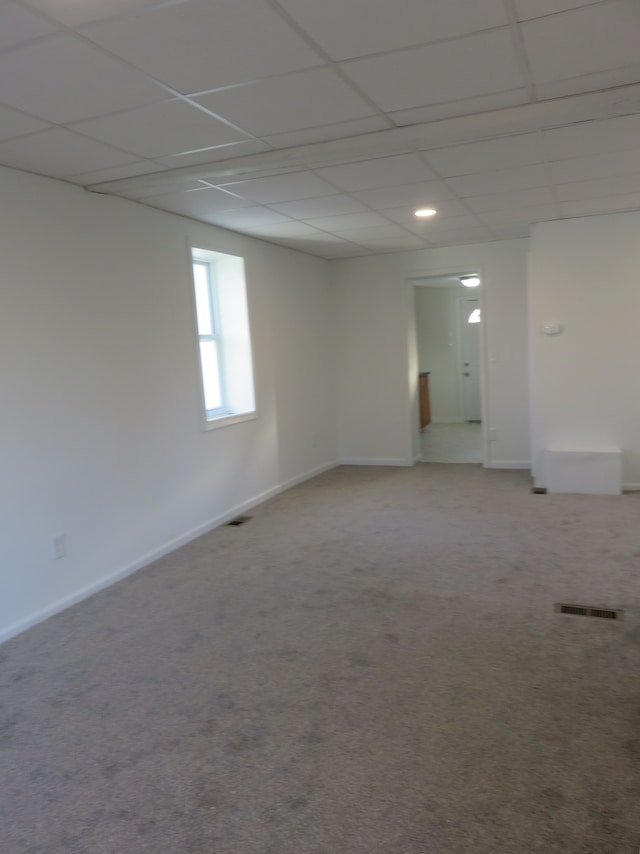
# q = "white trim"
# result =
<box><xmin>411</xmin><ymin>263</ymin><xmax>488</xmax><ymax>467</ymax></box>
<box><xmin>340</xmin><ymin>457</ymin><xmax>414</xmax><ymax>467</ymax></box>
<box><xmin>0</xmin><ymin>460</ymin><xmax>338</xmax><ymax>646</ymax></box>
<box><xmin>203</xmin><ymin>410</ymin><xmax>257</xmax><ymax>432</ymax></box>
<box><xmin>431</xmin><ymin>417</ymin><xmax>464</xmax><ymax>424</ymax></box>
<box><xmin>622</xmin><ymin>483</ymin><xmax>640</xmax><ymax>492</ymax></box>
<box><xmin>484</xmin><ymin>460</ymin><xmax>531</xmax><ymax>469</ymax></box>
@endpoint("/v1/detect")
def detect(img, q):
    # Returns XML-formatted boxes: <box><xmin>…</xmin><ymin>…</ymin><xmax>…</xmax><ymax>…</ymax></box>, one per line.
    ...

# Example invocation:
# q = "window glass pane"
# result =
<box><xmin>193</xmin><ymin>263</ymin><xmax>213</xmax><ymax>336</ymax></box>
<box><xmin>200</xmin><ymin>340</ymin><xmax>222</xmax><ymax>411</ymax></box>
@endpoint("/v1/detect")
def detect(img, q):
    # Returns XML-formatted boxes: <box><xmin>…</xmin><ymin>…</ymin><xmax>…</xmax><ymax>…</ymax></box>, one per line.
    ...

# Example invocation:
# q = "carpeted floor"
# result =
<box><xmin>1</xmin><ymin>464</ymin><xmax>640</xmax><ymax>853</ymax></box>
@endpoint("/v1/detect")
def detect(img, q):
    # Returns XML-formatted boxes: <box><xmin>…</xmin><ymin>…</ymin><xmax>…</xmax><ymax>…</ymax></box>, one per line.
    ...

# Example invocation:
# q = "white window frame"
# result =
<box><xmin>193</xmin><ymin>259</ymin><xmax>227</xmax><ymax>419</ymax></box>
<box><xmin>190</xmin><ymin>246</ymin><xmax>257</xmax><ymax>431</ymax></box>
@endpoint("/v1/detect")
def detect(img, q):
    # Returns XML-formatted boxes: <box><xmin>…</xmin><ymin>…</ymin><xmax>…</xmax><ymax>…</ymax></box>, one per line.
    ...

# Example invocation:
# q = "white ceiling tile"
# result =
<box><xmin>446</xmin><ymin>164</ymin><xmax>549</xmax><ymax>197</ymax></box>
<box><xmin>195</xmin><ymin>69</ymin><xmax>375</xmax><ymax>138</ymax></box>
<box><xmin>0</xmin><ymin>103</ymin><xmax>49</xmax><ymax>141</ymax></box>
<box><xmin>0</xmin><ymin>2</ymin><xmax>59</xmax><ymax>50</ymax></box>
<box><xmin>424</xmin><ymin>134</ymin><xmax>544</xmax><ymax>177</ymax></box>
<box><xmin>353</xmin><ymin>235</ymin><xmax>428</xmax><ymax>251</ymax></box>
<box><xmin>82</xmin><ymin>0</ymin><xmax>322</xmax><ymax>94</ymax></box>
<box><xmin>315</xmin><ymin>154</ymin><xmax>435</xmax><ymax>192</ymax></box>
<box><xmin>0</xmin><ymin>34</ymin><xmax>166</xmax><ymax>123</ymax></box>
<box><xmin>153</xmin><ymin>140</ymin><xmax>271</xmax><ymax>169</ymax></box>
<box><xmin>24</xmin><ymin>0</ymin><xmax>180</xmax><ymax>26</ymax></box>
<box><xmin>71</xmin><ymin>100</ymin><xmax>247</xmax><ymax>159</ymax></box>
<box><xmin>278</xmin><ymin>231</ymin><xmax>359</xmax><ymax>245</ymax></box>
<box><xmin>204</xmin><ymin>207</ymin><xmax>292</xmax><ymax>229</ymax></box>
<box><xmin>342</xmin><ymin>29</ymin><xmax>525</xmax><ymax>113</ymax></box>
<box><xmin>0</xmin><ymin>127</ymin><xmax>137</xmax><ymax>177</ymax></box>
<box><xmin>490</xmin><ymin>225</ymin><xmax>531</xmax><ymax>239</ymax></box>
<box><xmin>389</xmin><ymin>89</ymin><xmax>530</xmax><ymax>126</ymax></box>
<box><xmin>324</xmin><ymin>224</ymin><xmax>413</xmax><ymax>240</ymax></box>
<box><xmin>556</xmin><ymin>173</ymin><xmax>640</xmax><ymax>202</ymax></box>
<box><xmin>261</xmin><ymin>117</ymin><xmax>388</xmax><ymax>149</ymax></box>
<box><xmin>352</xmin><ymin>180</ymin><xmax>453</xmax><ymax>210</ymax></box>
<box><xmin>120</xmin><ymin>178</ymin><xmax>214</xmax><ymax>199</ymax></box>
<box><xmin>515</xmin><ymin>0</ymin><xmax>604</xmax><ymax>21</ymax></box>
<box><xmin>534</xmin><ymin>64</ymin><xmax>640</xmax><ymax>101</ymax></box>
<box><xmin>542</xmin><ymin>114</ymin><xmax>640</xmax><ymax>161</ymax></box>
<box><xmin>380</xmin><ymin>199</ymin><xmax>470</xmax><ymax>223</ymax></box>
<box><xmin>476</xmin><ymin>205</ymin><xmax>557</xmax><ymax>226</ymax></box>
<box><xmin>311</xmin><ymin>244</ymin><xmax>373</xmax><ymax>259</ymax></box>
<box><xmin>430</xmin><ymin>226</ymin><xmax>494</xmax><ymax>245</ymax></box>
<box><xmin>277</xmin><ymin>0</ymin><xmax>508</xmax><ymax>61</ymax></box>
<box><xmin>301</xmin><ymin>212</ymin><xmax>392</xmax><ymax>232</ymax></box>
<box><xmin>465</xmin><ymin>187</ymin><xmax>556</xmax><ymax>212</ymax></box>
<box><xmin>66</xmin><ymin>160</ymin><xmax>160</xmax><ymax>185</ymax></box>
<box><xmin>559</xmin><ymin>193</ymin><xmax>640</xmax><ymax>217</ymax></box>
<box><xmin>269</xmin><ymin>195</ymin><xmax>368</xmax><ymax>219</ymax></box>
<box><xmin>218</xmin><ymin>172</ymin><xmax>337</xmax><ymax>203</ymax></box>
<box><xmin>240</xmin><ymin>222</ymin><xmax>329</xmax><ymax>239</ymax></box>
<box><xmin>549</xmin><ymin>149</ymin><xmax>640</xmax><ymax>184</ymax></box>
<box><xmin>522</xmin><ymin>1</ymin><xmax>640</xmax><ymax>85</ymax></box>
<box><xmin>146</xmin><ymin>187</ymin><xmax>253</xmax><ymax>218</ymax></box>
<box><xmin>409</xmin><ymin>214</ymin><xmax>482</xmax><ymax>234</ymax></box>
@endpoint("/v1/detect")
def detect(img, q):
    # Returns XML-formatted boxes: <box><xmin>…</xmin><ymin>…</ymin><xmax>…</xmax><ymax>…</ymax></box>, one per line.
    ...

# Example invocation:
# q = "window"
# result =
<box><xmin>190</xmin><ymin>247</ymin><xmax>256</xmax><ymax>429</ymax></box>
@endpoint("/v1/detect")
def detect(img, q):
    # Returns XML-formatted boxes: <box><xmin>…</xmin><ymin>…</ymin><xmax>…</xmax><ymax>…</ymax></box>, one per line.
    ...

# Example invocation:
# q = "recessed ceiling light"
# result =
<box><xmin>414</xmin><ymin>208</ymin><xmax>437</xmax><ymax>218</ymax></box>
<box><xmin>460</xmin><ymin>275</ymin><xmax>480</xmax><ymax>288</ymax></box>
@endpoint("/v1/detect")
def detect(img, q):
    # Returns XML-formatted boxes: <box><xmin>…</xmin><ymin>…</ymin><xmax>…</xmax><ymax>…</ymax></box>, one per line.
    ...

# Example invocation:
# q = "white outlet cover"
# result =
<box><xmin>543</xmin><ymin>321</ymin><xmax>563</xmax><ymax>335</ymax></box>
<box><xmin>51</xmin><ymin>534</ymin><xmax>66</xmax><ymax>560</ymax></box>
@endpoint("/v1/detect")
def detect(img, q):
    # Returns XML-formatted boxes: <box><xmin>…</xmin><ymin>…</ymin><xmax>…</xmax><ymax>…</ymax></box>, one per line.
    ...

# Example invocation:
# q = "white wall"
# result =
<box><xmin>415</xmin><ymin>284</ymin><xmax>476</xmax><ymax>422</ymax></box>
<box><xmin>333</xmin><ymin>240</ymin><xmax>530</xmax><ymax>467</ymax></box>
<box><xmin>529</xmin><ymin>213</ymin><xmax>640</xmax><ymax>489</ymax></box>
<box><xmin>333</xmin><ymin>254</ymin><xmax>418</xmax><ymax>465</ymax></box>
<box><xmin>0</xmin><ymin>165</ymin><xmax>338</xmax><ymax>642</ymax></box>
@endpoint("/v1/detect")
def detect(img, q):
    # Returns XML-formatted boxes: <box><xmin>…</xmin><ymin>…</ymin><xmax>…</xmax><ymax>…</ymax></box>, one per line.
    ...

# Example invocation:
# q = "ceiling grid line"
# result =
<box><xmin>1</xmin><ymin>0</ymin><xmax>640</xmax><ymax>255</ymax></box>
<box><xmin>264</xmin><ymin>0</ymin><xmax>396</xmax><ymax>129</ymax></box>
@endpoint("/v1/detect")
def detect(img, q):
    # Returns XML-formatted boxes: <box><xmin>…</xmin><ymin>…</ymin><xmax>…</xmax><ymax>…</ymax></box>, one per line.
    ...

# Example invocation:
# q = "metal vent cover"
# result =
<box><xmin>555</xmin><ymin>603</ymin><xmax>623</xmax><ymax>620</ymax></box>
<box><xmin>226</xmin><ymin>515</ymin><xmax>252</xmax><ymax>527</ymax></box>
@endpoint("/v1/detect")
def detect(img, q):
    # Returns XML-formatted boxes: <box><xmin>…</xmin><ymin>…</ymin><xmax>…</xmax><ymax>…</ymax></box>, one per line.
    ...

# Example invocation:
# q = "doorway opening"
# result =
<box><xmin>413</xmin><ymin>271</ymin><xmax>485</xmax><ymax>464</ymax></box>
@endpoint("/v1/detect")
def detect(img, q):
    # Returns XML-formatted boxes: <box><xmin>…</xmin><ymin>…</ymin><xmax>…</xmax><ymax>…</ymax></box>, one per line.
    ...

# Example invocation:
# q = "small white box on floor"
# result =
<box><xmin>544</xmin><ymin>449</ymin><xmax>622</xmax><ymax>495</ymax></box>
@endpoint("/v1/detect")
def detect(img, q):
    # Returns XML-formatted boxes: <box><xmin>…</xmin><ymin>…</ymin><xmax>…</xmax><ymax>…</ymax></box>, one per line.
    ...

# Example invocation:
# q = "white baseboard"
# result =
<box><xmin>484</xmin><ymin>460</ymin><xmax>531</xmax><ymax>470</ymax></box>
<box><xmin>431</xmin><ymin>418</ymin><xmax>464</xmax><ymax>424</ymax></box>
<box><xmin>623</xmin><ymin>483</ymin><xmax>640</xmax><ymax>492</ymax></box>
<box><xmin>0</xmin><ymin>460</ymin><xmax>339</xmax><ymax>646</ymax></box>
<box><xmin>340</xmin><ymin>457</ymin><xmax>414</xmax><ymax>467</ymax></box>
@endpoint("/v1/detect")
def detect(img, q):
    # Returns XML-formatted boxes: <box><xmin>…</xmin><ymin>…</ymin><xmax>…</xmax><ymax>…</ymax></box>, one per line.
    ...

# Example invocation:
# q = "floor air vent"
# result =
<box><xmin>226</xmin><ymin>515</ymin><xmax>252</xmax><ymax>527</ymax></box>
<box><xmin>555</xmin><ymin>603</ymin><xmax>623</xmax><ymax>620</ymax></box>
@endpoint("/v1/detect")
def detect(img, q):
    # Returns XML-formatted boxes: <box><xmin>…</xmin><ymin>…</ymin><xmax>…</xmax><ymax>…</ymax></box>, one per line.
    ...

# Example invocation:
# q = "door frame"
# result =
<box><xmin>409</xmin><ymin>264</ymin><xmax>488</xmax><ymax>467</ymax></box>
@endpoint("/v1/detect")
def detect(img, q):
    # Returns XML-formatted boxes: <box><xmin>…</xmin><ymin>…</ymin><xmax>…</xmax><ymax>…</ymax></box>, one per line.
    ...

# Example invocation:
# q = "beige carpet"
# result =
<box><xmin>1</xmin><ymin>464</ymin><xmax>639</xmax><ymax>853</ymax></box>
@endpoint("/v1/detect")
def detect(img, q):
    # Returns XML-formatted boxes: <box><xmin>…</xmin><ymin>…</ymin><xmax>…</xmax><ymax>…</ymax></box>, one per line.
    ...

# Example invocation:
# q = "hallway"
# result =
<box><xmin>420</xmin><ymin>422</ymin><xmax>483</xmax><ymax>464</ymax></box>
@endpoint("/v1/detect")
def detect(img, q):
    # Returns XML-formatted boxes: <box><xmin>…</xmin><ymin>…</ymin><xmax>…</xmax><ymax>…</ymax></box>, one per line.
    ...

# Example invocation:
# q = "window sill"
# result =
<box><xmin>202</xmin><ymin>410</ymin><xmax>257</xmax><ymax>432</ymax></box>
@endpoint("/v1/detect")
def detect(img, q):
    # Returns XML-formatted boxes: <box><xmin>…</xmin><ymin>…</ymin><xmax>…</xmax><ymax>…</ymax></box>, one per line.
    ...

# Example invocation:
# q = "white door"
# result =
<box><xmin>458</xmin><ymin>298</ymin><xmax>482</xmax><ymax>422</ymax></box>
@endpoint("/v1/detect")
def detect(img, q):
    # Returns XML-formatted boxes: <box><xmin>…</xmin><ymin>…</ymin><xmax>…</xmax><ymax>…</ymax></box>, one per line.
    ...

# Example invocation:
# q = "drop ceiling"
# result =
<box><xmin>2</xmin><ymin>0</ymin><xmax>640</xmax><ymax>257</ymax></box>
